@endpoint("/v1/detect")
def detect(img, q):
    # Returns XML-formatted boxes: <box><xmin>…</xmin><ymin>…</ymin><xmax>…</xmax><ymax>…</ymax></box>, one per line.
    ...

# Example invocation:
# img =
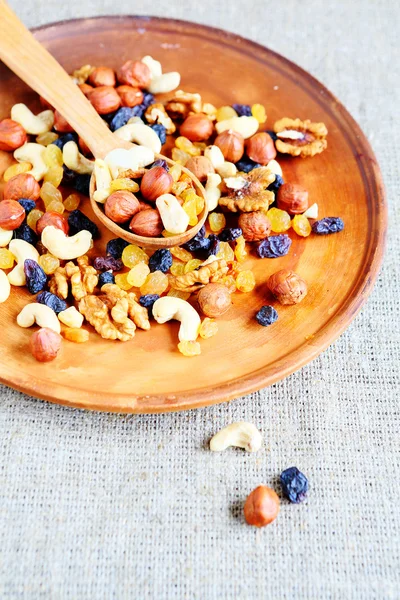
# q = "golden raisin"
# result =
<box><xmin>46</xmin><ymin>200</ymin><xmax>65</xmax><ymax>214</ymax></box>
<box><xmin>167</xmin><ymin>288</ymin><xmax>191</xmax><ymax>301</ymax></box>
<box><xmin>209</xmin><ymin>212</ymin><xmax>226</xmax><ymax>233</ymax></box>
<box><xmin>216</xmin><ymin>242</ymin><xmax>235</xmax><ymax>262</ymax></box>
<box><xmin>171</xmin><ymin>147</ymin><xmax>190</xmax><ymax>166</ymax></box>
<box><xmin>110</xmin><ymin>178</ymin><xmax>140</xmax><ymax>193</ymax></box>
<box><xmin>38</xmin><ymin>254</ymin><xmax>60</xmax><ymax>275</ymax></box>
<box><xmin>0</xmin><ymin>248</ymin><xmax>15</xmax><ymax>269</ymax></box>
<box><xmin>175</xmin><ymin>136</ymin><xmax>201</xmax><ymax>156</ymax></box>
<box><xmin>266</xmin><ymin>208</ymin><xmax>291</xmax><ymax>233</ymax></box>
<box><xmin>170</xmin><ymin>261</ymin><xmax>185</xmax><ymax>276</ymax></box>
<box><xmin>63</xmin><ymin>328</ymin><xmax>90</xmax><ymax>343</ymax></box>
<box><xmin>199</xmin><ymin>318</ymin><xmax>218</xmax><ymax>339</ymax></box>
<box><xmin>44</xmin><ymin>165</ymin><xmax>64</xmax><ymax>188</ymax></box>
<box><xmin>178</xmin><ymin>340</ymin><xmax>201</xmax><ymax>356</ymax></box>
<box><xmin>40</xmin><ymin>181</ymin><xmax>63</xmax><ymax>208</ymax></box>
<box><xmin>63</xmin><ymin>193</ymin><xmax>81</xmax><ymax>211</ymax></box>
<box><xmin>234</xmin><ymin>235</ymin><xmax>247</xmax><ymax>262</ymax></box>
<box><xmin>184</xmin><ymin>259</ymin><xmax>203</xmax><ymax>273</ymax></box>
<box><xmin>251</xmin><ymin>103</ymin><xmax>267</xmax><ymax>123</ymax></box>
<box><xmin>36</xmin><ymin>132</ymin><xmax>59</xmax><ymax>146</ymax></box>
<box><xmin>170</xmin><ymin>246</ymin><xmax>192</xmax><ymax>263</ymax></box>
<box><xmin>236</xmin><ymin>270</ymin><xmax>256</xmax><ymax>292</ymax></box>
<box><xmin>216</xmin><ymin>106</ymin><xmax>238</xmax><ymax>122</ymax></box>
<box><xmin>121</xmin><ymin>245</ymin><xmax>149</xmax><ymax>268</ymax></box>
<box><xmin>43</xmin><ymin>144</ymin><xmax>63</xmax><ymax>167</ymax></box>
<box><xmin>3</xmin><ymin>162</ymin><xmax>32</xmax><ymax>182</ymax></box>
<box><xmin>292</xmin><ymin>214</ymin><xmax>311</xmax><ymax>237</ymax></box>
<box><xmin>140</xmin><ymin>271</ymin><xmax>169</xmax><ymax>295</ymax></box>
<box><xmin>127</xmin><ymin>263</ymin><xmax>150</xmax><ymax>287</ymax></box>
<box><xmin>26</xmin><ymin>209</ymin><xmax>44</xmax><ymax>232</ymax></box>
<box><xmin>115</xmin><ymin>273</ymin><xmax>133</xmax><ymax>291</ymax></box>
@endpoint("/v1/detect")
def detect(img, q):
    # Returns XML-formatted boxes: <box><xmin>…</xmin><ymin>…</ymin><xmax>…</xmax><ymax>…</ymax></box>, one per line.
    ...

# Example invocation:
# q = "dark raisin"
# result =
<box><xmin>151</xmin><ymin>159</ymin><xmax>169</xmax><ymax>171</ymax></box>
<box><xmin>61</xmin><ymin>165</ymin><xmax>77</xmax><ymax>186</ymax></box>
<box><xmin>257</xmin><ymin>234</ymin><xmax>292</xmax><ymax>258</ymax></box>
<box><xmin>149</xmin><ymin>249</ymin><xmax>172</xmax><ymax>273</ymax></box>
<box><xmin>51</xmin><ymin>132</ymin><xmax>77</xmax><ymax>149</ymax></box>
<box><xmin>106</xmin><ymin>238</ymin><xmax>130</xmax><ymax>259</ymax></box>
<box><xmin>267</xmin><ymin>174</ymin><xmax>284</xmax><ymax>193</ymax></box>
<box><xmin>280</xmin><ymin>467</ymin><xmax>308</xmax><ymax>503</ymax></box>
<box><xmin>98</xmin><ymin>271</ymin><xmax>115</xmax><ymax>287</ymax></box>
<box><xmin>205</xmin><ymin>234</ymin><xmax>220</xmax><ymax>257</ymax></box>
<box><xmin>256</xmin><ymin>305</ymin><xmax>278</xmax><ymax>326</ymax></box>
<box><xmin>72</xmin><ymin>174</ymin><xmax>91</xmax><ymax>196</ymax></box>
<box><xmin>13</xmin><ymin>224</ymin><xmax>38</xmax><ymax>246</ymax></box>
<box><xmin>150</xmin><ymin>124</ymin><xmax>167</xmax><ymax>144</ymax></box>
<box><xmin>109</xmin><ymin>107</ymin><xmax>135</xmax><ymax>132</ymax></box>
<box><xmin>18</xmin><ymin>199</ymin><xmax>36</xmax><ymax>214</ymax></box>
<box><xmin>219</xmin><ymin>228</ymin><xmax>243</xmax><ymax>242</ymax></box>
<box><xmin>232</xmin><ymin>103</ymin><xmax>251</xmax><ymax>116</ymax></box>
<box><xmin>266</xmin><ymin>130</ymin><xmax>278</xmax><ymax>142</ymax></box>
<box><xmin>312</xmin><ymin>217</ymin><xmax>344</xmax><ymax>235</ymax></box>
<box><xmin>68</xmin><ymin>210</ymin><xmax>99</xmax><ymax>238</ymax></box>
<box><xmin>93</xmin><ymin>256</ymin><xmax>123</xmax><ymax>272</ymax></box>
<box><xmin>37</xmin><ymin>291</ymin><xmax>68</xmax><ymax>313</ymax></box>
<box><xmin>24</xmin><ymin>259</ymin><xmax>47</xmax><ymax>294</ymax></box>
<box><xmin>235</xmin><ymin>157</ymin><xmax>261</xmax><ymax>173</ymax></box>
<box><xmin>183</xmin><ymin>234</ymin><xmax>210</xmax><ymax>253</ymax></box>
<box><xmin>142</xmin><ymin>93</ymin><xmax>155</xmax><ymax>108</ymax></box>
<box><xmin>139</xmin><ymin>294</ymin><xmax>159</xmax><ymax>316</ymax></box>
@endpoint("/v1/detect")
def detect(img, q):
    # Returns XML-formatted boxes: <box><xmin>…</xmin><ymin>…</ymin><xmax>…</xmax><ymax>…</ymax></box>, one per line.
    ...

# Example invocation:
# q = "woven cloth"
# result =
<box><xmin>1</xmin><ymin>1</ymin><xmax>399</xmax><ymax>598</ymax></box>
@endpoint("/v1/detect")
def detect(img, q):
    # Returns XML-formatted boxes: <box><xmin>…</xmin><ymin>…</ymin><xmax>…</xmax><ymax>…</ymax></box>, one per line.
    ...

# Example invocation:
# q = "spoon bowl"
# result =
<box><xmin>0</xmin><ymin>1</ymin><xmax>208</xmax><ymax>249</ymax></box>
<box><xmin>89</xmin><ymin>155</ymin><xmax>208</xmax><ymax>249</ymax></box>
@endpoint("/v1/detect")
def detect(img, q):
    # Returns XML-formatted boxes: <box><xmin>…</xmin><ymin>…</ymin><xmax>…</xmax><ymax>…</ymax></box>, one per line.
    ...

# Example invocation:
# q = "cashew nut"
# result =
<box><xmin>152</xmin><ymin>297</ymin><xmax>201</xmax><ymax>342</ymax></box>
<box><xmin>93</xmin><ymin>158</ymin><xmax>112</xmax><ymax>203</ymax></box>
<box><xmin>17</xmin><ymin>303</ymin><xmax>61</xmax><ymax>334</ymax></box>
<box><xmin>11</xmin><ymin>103</ymin><xmax>54</xmax><ymax>135</ymax></box>
<box><xmin>215</xmin><ymin>116</ymin><xmax>259</xmax><ymax>139</ymax></box>
<box><xmin>7</xmin><ymin>239</ymin><xmax>39</xmax><ymax>286</ymax></box>
<box><xmin>210</xmin><ymin>422</ymin><xmax>263</xmax><ymax>452</ymax></box>
<box><xmin>58</xmin><ymin>306</ymin><xmax>84</xmax><ymax>328</ymax></box>
<box><xmin>104</xmin><ymin>147</ymin><xmax>154</xmax><ymax>179</ymax></box>
<box><xmin>147</xmin><ymin>72</ymin><xmax>181</xmax><ymax>94</ymax></box>
<box><xmin>14</xmin><ymin>143</ymin><xmax>48</xmax><ymax>181</ymax></box>
<box><xmin>216</xmin><ymin>162</ymin><xmax>237</xmax><ymax>178</ymax></box>
<box><xmin>303</xmin><ymin>203</ymin><xmax>318</xmax><ymax>219</ymax></box>
<box><xmin>41</xmin><ymin>226</ymin><xmax>92</xmax><ymax>260</ymax></box>
<box><xmin>0</xmin><ymin>227</ymin><xmax>13</xmax><ymax>247</ymax></box>
<box><xmin>0</xmin><ymin>270</ymin><xmax>11</xmax><ymax>304</ymax></box>
<box><xmin>114</xmin><ymin>123</ymin><xmax>162</xmax><ymax>153</ymax></box>
<box><xmin>156</xmin><ymin>194</ymin><xmax>189</xmax><ymax>234</ymax></box>
<box><xmin>63</xmin><ymin>141</ymin><xmax>94</xmax><ymax>174</ymax></box>
<box><xmin>141</xmin><ymin>55</ymin><xmax>162</xmax><ymax>78</ymax></box>
<box><xmin>204</xmin><ymin>145</ymin><xmax>224</xmax><ymax>169</ymax></box>
<box><xmin>127</xmin><ymin>116</ymin><xmax>145</xmax><ymax>126</ymax></box>
<box><xmin>224</xmin><ymin>176</ymin><xmax>247</xmax><ymax>191</ymax></box>
<box><xmin>266</xmin><ymin>159</ymin><xmax>282</xmax><ymax>177</ymax></box>
<box><xmin>204</xmin><ymin>173</ymin><xmax>222</xmax><ymax>211</ymax></box>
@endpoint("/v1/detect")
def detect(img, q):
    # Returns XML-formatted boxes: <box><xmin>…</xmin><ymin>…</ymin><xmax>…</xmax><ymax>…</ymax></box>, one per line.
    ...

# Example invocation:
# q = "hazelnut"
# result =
<box><xmin>180</xmin><ymin>114</ymin><xmax>214</xmax><ymax>142</ymax></box>
<box><xmin>244</xmin><ymin>485</ymin><xmax>280</xmax><ymax>527</ymax></box>
<box><xmin>105</xmin><ymin>191</ymin><xmax>140</xmax><ymax>223</ymax></box>
<box><xmin>140</xmin><ymin>166</ymin><xmax>173</xmax><ymax>202</ymax></box>
<box><xmin>138</xmin><ymin>200</ymin><xmax>152</xmax><ymax>212</ymax></box>
<box><xmin>277</xmin><ymin>183</ymin><xmax>309</xmax><ymax>214</ymax></box>
<box><xmin>88</xmin><ymin>66</ymin><xmax>116</xmax><ymax>87</ymax></box>
<box><xmin>197</xmin><ymin>283</ymin><xmax>231</xmax><ymax>317</ymax></box>
<box><xmin>4</xmin><ymin>173</ymin><xmax>40</xmax><ymax>201</ymax></box>
<box><xmin>88</xmin><ymin>86</ymin><xmax>121</xmax><ymax>115</ymax></box>
<box><xmin>0</xmin><ymin>118</ymin><xmax>27</xmax><ymax>152</ymax></box>
<box><xmin>53</xmin><ymin>110</ymin><xmax>74</xmax><ymax>133</ymax></box>
<box><xmin>36</xmin><ymin>211</ymin><xmax>69</xmax><ymax>236</ymax></box>
<box><xmin>129</xmin><ymin>209</ymin><xmax>164</xmax><ymax>237</ymax></box>
<box><xmin>238</xmin><ymin>211</ymin><xmax>271</xmax><ymax>242</ymax></box>
<box><xmin>267</xmin><ymin>269</ymin><xmax>308</xmax><ymax>305</ymax></box>
<box><xmin>78</xmin><ymin>136</ymin><xmax>92</xmax><ymax>156</ymax></box>
<box><xmin>214</xmin><ymin>130</ymin><xmax>245</xmax><ymax>163</ymax></box>
<box><xmin>30</xmin><ymin>327</ymin><xmax>62</xmax><ymax>362</ymax></box>
<box><xmin>0</xmin><ymin>199</ymin><xmax>26</xmax><ymax>230</ymax></box>
<box><xmin>246</xmin><ymin>132</ymin><xmax>276</xmax><ymax>165</ymax></box>
<box><xmin>117</xmin><ymin>60</ymin><xmax>151</xmax><ymax>88</ymax></box>
<box><xmin>116</xmin><ymin>85</ymin><xmax>144</xmax><ymax>107</ymax></box>
<box><xmin>78</xmin><ymin>83</ymin><xmax>94</xmax><ymax>96</ymax></box>
<box><xmin>185</xmin><ymin>156</ymin><xmax>215</xmax><ymax>182</ymax></box>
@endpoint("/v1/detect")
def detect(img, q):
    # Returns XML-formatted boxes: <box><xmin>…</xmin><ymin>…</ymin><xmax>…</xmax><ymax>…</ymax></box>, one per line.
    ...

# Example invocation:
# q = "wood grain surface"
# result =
<box><xmin>0</xmin><ymin>16</ymin><xmax>386</xmax><ymax>413</ymax></box>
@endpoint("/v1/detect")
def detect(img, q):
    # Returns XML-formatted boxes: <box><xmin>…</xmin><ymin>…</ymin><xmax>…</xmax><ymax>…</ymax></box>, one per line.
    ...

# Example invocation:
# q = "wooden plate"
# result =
<box><xmin>0</xmin><ymin>17</ymin><xmax>386</xmax><ymax>413</ymax></box>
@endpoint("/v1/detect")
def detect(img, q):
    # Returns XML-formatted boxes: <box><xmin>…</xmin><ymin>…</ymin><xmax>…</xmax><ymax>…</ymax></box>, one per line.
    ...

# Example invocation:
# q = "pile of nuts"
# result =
<box><xmin>209</xmin><ymin>421</ymin><xmax>309</xmax><ymax>527</ymax></box>
<box><xmin>0</xmin><ymin>54</ymin><xmax>344</xmax><ymax>362</ymax></box>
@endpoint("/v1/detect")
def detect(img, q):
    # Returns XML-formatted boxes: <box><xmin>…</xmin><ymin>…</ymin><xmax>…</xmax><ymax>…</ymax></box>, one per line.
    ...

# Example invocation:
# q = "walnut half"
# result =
<box><xmin>219</xmin><ymin>167</ymin><xmax>275</xmax><ymax>212</ymax></box>
<box><xmin>273</xmin><ymin>117</ymin><xmax>328</xmax><ymax>157</ymax></box>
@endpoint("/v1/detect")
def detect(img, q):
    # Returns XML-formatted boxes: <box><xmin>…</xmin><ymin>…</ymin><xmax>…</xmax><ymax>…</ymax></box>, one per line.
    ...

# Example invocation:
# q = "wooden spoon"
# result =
<box><xmin>0</xmin><ymin>2</ymin><xmax>207</xmax><ymax>248</ymax></box>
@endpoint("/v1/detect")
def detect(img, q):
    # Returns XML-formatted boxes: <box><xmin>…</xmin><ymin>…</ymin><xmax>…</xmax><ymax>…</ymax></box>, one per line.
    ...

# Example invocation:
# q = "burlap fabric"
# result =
<box><xmin>1</xmin><ymin>1</ymin><xmax>399</xmax><ymax>598</ymax></box>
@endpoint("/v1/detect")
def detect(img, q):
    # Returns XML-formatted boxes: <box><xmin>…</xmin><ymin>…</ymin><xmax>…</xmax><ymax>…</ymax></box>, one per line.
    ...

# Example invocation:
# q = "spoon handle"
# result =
<box><xmin>0</xmin><ymin>1</ymin><xmax>120</xmax><ymax>157</ymax></box>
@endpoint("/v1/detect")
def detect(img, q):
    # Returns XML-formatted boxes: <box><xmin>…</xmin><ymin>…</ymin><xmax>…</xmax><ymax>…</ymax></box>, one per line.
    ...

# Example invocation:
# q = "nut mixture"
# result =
<box><xmin>0</xmin><ymin>54</ymin><xmax>344</xmax><ymax>361</ymax></box>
